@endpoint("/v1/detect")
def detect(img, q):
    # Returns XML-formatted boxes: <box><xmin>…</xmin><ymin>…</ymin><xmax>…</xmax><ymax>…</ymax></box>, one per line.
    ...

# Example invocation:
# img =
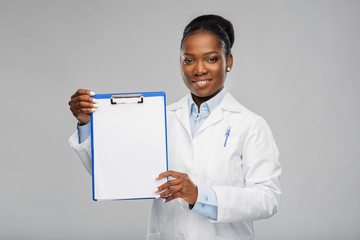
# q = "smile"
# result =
<box><xmin>191</xmin><ymin>79</ymin><xmax>212</xmax><ymax>83</ymax></box>
<box><xmin>191</xmin><ymin>79</ymin><xmax>212</xmax><ymax>88</ymax></box>
<box><xmin>192</xmin><ymin>79</ymin><xmax>211</xmax><ymax>83</ymax></box>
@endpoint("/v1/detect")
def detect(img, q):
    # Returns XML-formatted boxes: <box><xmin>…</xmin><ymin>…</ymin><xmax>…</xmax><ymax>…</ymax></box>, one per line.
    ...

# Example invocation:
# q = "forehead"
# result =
<box><xmin>182</xmin><ymin>30</ymin><xmax>223</xmax><ymax>54</ymax></box>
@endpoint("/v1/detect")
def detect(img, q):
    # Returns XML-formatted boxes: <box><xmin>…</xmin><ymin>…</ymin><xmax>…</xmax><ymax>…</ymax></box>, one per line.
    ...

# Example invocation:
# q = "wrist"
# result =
<box><xmin>78</xmin><ymin>121</ymin><xmax>88</xmax><ymax>126</ymax></box>
<box><xmin>190</xmin><ymin>186</ymin><xmax>198</xmax><ymax>205</ymax></box>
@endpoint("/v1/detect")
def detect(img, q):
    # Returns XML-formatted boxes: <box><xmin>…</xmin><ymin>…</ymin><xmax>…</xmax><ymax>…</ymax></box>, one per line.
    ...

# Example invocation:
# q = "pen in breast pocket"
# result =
<box><xmin>224</xmin><ymin>126</ymin><xmax>231</xmax><ymax>147</ymax></box>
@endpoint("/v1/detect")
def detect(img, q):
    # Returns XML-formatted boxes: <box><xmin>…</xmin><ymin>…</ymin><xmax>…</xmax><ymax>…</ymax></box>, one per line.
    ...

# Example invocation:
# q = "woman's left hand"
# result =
<box><xmin>156</xmin><ymin>171</ymin><xmax>198</xmax><ymax>205</ymax></box>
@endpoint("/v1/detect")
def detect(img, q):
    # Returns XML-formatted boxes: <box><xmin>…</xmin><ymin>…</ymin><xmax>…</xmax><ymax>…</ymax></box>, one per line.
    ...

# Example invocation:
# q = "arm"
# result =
<box><xmin>69</xmin><ymin>128</ymin><xmax>92</xmax><ymax>175</ymax></box>
<box><xmin>191</xmin><ymin>186</ymin><xmax>218</xmax><ymax>220</ymax></box>
<box><xmin>68</xmin><ymin>89</ymin><xmax>97</xmax><ymax>175</ymax></box>
<box><xmin>211</xmin><ymin>117</ymin><xmax>281</xmax><ymax>223</ymax></box>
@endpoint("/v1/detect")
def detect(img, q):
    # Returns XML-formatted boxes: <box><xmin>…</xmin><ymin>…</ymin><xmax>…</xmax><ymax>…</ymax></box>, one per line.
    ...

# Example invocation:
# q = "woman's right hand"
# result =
<box><xmin>69</xmin><ymin>89</ymin><xmax>97</xmax><ymax>125</ymax></box>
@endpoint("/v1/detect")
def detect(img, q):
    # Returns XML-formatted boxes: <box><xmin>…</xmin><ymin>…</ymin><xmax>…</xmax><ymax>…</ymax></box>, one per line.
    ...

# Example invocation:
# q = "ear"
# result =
<box><xmin>226</xmin><ymin>54</ymin><xmax>233</xmax><ymax>71</ymax></box>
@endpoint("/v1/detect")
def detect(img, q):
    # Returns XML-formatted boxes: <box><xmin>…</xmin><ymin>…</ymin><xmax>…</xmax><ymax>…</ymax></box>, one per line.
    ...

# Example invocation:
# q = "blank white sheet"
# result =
<box><xmin>91</xmin><ymin>94</ymin><xmax>168</xmax><ymax>200</ymax></box>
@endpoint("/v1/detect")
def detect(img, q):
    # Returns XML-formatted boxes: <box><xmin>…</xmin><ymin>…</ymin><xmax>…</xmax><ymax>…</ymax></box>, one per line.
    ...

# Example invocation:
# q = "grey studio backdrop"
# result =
<box><xmin>0</xmin><ymin>1</ymin><xmax>359</xmax><ymax>239</ymax></box>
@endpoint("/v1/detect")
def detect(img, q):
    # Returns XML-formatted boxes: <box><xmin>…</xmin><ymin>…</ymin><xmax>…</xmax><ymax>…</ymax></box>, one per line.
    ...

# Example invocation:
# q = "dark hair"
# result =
<box><xmin>180</xmin><ymin>14</ymin><xmax>235</xmax><ymax>56</ymax></box>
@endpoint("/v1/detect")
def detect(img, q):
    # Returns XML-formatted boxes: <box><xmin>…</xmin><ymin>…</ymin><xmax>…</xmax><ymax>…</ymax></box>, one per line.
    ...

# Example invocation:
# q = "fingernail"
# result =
<box><xmin>92</xmin><ymin>99</ymin><xmax>98</xmax><ymax>103</ymax></box>
<box><xmin>93</xmin><ymin>104</ymin><xmax>99</xmax><ymax>107</ymax></box>
<box><xmin>155</xmin><ymin>194</ymin><xmax>161</xmax><ymax>199</ymax></box>
<box><xmin>162</xmin><ymin>199</ymin><xmax>166</xmax><ymax>203</ymax></box>
<box><xmin>153</xmin><ymin>188</ymin><xmax>158</xmax><ymax>193</ymax></box>
<box><xmin>155</xmin><ymin>175</ymin><xmax>159</xmax><ymax>180</ymax></box>
<box><xmin>91</xmin><ymin>108</ymin><xmax>97</xmax><ymax>112</ymax></box>
<box><xmin>89</xmin><ymin>91</ymin><xmax>95</xmax><ymax>96</ymax></box>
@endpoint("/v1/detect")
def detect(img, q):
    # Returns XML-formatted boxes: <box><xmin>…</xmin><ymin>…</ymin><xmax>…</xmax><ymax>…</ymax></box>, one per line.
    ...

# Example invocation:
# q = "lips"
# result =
<box><xmin>191</xmin><ymin>79</ymin><xmax>212</xmax><ymax>88</ymax></box>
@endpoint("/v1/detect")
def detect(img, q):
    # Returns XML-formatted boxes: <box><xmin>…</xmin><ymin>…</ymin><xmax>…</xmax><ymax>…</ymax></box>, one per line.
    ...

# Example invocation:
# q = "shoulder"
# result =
<box><xmin>223</xmin><ymin>93</ymin><xmax>277</xmax><ymax>146</ymax></box>
<box><xmin>221</xmin><ymin>93</ymin><xmax>276</xmax><ymax>139</ymax></box>
<box><xmin>166</xmin><ymin>95</ymin><xmax>188</xmax><ymax>112</ymax></box>
<box><xmin>221</xmin><ymin>93</ymin><xmax>263</xmax><ymax>122</ymax></box>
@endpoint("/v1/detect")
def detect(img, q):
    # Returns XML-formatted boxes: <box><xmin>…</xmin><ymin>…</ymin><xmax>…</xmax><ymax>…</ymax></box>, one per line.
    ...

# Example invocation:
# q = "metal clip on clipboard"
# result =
<box><xmin>110</xmin><ymin>94</ymin><xmax>144</xmax><ymax>104</ymax></box>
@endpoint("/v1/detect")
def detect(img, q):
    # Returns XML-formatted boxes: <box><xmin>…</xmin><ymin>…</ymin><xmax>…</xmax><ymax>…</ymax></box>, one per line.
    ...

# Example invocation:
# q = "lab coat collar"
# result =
<box><xmin>187</xmin><ymin>88</ymin><xmax>227</xmax><ymax>115</ymax></box>
<box><xmin>167</xmin><ymin>92</ymin><xmax>242</xmax><ymax>112</ymax></box>
<box><xmin>168</xmin><ymin>93</ymin><xmax>242</xmax><ymax>138</ymax></box>
<box><xmin>220</xmin><ymin>93</ymin><xmax>243</xmax><ymax>112</ymax></box>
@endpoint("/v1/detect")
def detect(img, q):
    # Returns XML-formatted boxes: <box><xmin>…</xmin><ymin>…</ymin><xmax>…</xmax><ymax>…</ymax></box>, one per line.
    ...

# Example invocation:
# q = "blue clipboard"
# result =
<box><xmin>90</xmin><ymin>92</ymin><xmax>168</xmax><ymax>201</ymax></box>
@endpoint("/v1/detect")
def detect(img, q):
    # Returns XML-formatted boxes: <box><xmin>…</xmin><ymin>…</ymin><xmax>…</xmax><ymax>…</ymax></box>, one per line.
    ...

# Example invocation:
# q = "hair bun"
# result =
<box><xmin>186</xmin><ymin>14</ymin><xmax>234</xmax><ymax>48</ymax></box>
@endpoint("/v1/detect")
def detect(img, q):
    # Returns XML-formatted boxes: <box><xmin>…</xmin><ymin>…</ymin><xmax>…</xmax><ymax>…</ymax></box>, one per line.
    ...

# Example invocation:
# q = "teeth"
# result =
<box><xmin>194</xmin><ymin>80</ymin><xmax>209</xmax><ymax>83</ymax></box>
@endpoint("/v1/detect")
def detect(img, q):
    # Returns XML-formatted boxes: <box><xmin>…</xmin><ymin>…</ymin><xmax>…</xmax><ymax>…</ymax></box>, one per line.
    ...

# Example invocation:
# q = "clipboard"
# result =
<box><xmin>90</xmin><ymin>92</ymin><xmax>168</xmax><ymax>201</ymax></box>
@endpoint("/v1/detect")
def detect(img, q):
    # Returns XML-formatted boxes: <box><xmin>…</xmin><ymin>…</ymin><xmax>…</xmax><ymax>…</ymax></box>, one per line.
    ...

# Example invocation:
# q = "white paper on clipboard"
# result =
<box><xmin>91</xmin><ymin>92</ymin><xmax>168</xmax><ymax>201</ymax></box>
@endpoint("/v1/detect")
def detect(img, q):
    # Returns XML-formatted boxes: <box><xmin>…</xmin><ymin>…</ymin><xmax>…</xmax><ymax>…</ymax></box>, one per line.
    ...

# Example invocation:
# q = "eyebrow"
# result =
<box><xmin>182</xmin><ymin>51</ymin><xmax>220</xmax><ymax>56</ymax></box>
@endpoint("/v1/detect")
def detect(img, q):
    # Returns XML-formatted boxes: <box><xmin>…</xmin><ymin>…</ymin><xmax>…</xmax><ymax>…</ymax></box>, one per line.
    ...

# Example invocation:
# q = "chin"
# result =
<box><xmin>191</xmin><ymin>90</ymin><xmax>214</xmax><ymax>98</ymax></box>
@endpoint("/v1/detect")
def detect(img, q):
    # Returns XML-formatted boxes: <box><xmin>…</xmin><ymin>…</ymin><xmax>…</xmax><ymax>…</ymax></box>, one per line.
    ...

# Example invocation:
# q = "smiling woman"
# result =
<box><xmin>181</xmin><ymin>30</ymin><xmax>230</xmax><ymax>101</ymax></box>
<box><xmin>68</xmin><ymin>14</ymin><xmax>281</xmax><ymax>240</ymax></box>
<box><xmin>180</xmin><ymin>16</ymin><xmax>233</xmax><ymax>105</ymax></box>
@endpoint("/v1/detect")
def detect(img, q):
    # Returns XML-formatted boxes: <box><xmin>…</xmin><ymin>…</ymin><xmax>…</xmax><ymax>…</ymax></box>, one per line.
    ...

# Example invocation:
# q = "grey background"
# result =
<box><xmin>0</xmin><ymin>0</ymin><xmax>359</xmax><ymax>239</ymax></box>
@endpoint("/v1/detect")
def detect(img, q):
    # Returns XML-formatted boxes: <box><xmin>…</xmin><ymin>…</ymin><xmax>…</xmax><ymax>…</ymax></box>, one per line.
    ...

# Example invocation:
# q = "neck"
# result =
<box><xmin>191</xmin><ymin>86</ymin><xmax>224</xmax><ymax>109</ymax></box>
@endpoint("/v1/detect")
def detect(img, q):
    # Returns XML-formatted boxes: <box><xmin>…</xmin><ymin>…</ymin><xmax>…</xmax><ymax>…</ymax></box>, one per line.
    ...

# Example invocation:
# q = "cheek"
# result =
<box><xmin>211</xmin><ymin>65</ymin><xmax>226</xmax><ymax>79</ymax></box>
<box><xmin>181</xmin><ymin>66</ymin><xmax>192</xmax><ymax>79</ymax></box>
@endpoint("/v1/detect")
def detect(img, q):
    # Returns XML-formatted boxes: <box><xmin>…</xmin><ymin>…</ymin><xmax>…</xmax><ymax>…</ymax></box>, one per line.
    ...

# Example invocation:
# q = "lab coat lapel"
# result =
<box><xmin>196</xmin><ymin>92</ymin><xmax>242</xmax><ymax>135</ymax></box>
<box><xmin>176</xmin><ymin>107</ymin><xmax>191</xmax><ymax>138</ymax></box>
<box><xmin>197</xmin><ymin>106</ymin><xmax>223</xmax><ymax>135</ymax></box>
<box><xmin>170</xmin><ymin>92</ymin><xmax>241</xmax><ymax>139</ymax></box>
<box><xmin>173</xmin><ymin>97</ymin><xmax>192</xmax><ymax>139</ymax></box>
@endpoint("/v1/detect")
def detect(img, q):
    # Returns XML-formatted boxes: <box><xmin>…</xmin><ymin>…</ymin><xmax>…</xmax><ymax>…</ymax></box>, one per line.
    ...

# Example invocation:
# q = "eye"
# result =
<box><xmin>183</xmin><ymin>58</ymin><xmax>194</xmax><ymax>64</ymax></box>
<box><xmin>207</xmin><ymin>57</ymin><xmax>219</xmax><ymax>63</ymax></box>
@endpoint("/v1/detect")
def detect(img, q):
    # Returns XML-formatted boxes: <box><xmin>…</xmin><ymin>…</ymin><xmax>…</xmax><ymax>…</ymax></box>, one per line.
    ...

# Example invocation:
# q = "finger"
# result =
<box><xmin>156</xmin><ymin>178</ymin><xmax>183</xmax><ymax>193</ymax></box>
<box><xmin>77</xmin><ymin>95</ymin><xmax>97</xmax><ymax>103</ymax></box>
<box><xmin>69</xmin><ymin>95</ymin><xmax>97</xmax><ymax>106</ymax></box>
<box><xmin>157</xmin><ymin>170</ymin><xmax>185</xmax><ymax>180</ymax></box>
<box><xmin>71</xmin><ymin>89</ymin><xmax>88</xmax><ymax>99</ymax></box>
<box><xmin>70</xmin><ymin>101</ymin><xmax>98</xmax><ymax>113</ymax></box>
<box><xmin>70</xmin><ymin>107</ymin><xmax>97</xmax><ymax>117</ymax></box>
<box><xmin>164</xmin><ymin>192</ymin><xmax>180</xmax><ymax>203</ymax></box>
<box><xmin>72</xmin><ymin>108</ymin><xmax>96</xmax><ymax>116</ymax></box>
<box><xmin>79</xmin><ymin>101</ymin><xmax>97</xmax><ymax>108</ymax></box>
<box><xmin>157</xmin><ymin>185</ymin><xmax>182</xmax><ymax>199</ymax></box>
<box><xmin>71</xmin><ymin>89</ymin><xmax>95</xmax><ymax>99</ymax></box>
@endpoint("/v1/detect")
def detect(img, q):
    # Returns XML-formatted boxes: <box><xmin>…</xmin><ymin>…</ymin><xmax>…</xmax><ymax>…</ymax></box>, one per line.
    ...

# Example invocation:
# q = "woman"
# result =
<box><xmin>69</xmin><ymin>14</ymin><xmax>281</xmax><ymax>240</ymax></box>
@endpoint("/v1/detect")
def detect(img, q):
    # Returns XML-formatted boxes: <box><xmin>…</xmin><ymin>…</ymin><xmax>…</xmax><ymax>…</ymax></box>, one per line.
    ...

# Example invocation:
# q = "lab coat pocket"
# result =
<box><xmin>146</xmin><ymin>232</ymin><xmax>160</xmax><ymax>240</ymax></box>
<box><xmin>206</xmin><ymin>136</ymin><xmax>244</xmax><ymax>183</ymax></box>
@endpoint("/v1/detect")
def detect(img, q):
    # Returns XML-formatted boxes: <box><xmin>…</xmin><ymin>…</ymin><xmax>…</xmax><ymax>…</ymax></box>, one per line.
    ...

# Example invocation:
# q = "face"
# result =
<box><xmin>180</xmin><ymin>30</ymin><xmax>233</xmax><ymax>103</ymax></box>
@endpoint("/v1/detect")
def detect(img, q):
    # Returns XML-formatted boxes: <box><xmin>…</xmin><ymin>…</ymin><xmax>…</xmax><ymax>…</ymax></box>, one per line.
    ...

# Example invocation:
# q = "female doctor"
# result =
<box><xmin>68</xmin><ymin>15</ymin><xmax>281</xmax><ymax>240</ymax></box>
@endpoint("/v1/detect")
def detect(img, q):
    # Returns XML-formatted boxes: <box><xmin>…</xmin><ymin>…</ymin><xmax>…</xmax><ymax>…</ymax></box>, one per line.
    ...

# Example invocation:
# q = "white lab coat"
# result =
<box><xmin>69</xmin><ymin>92</ymin><xmax>281</xmax><ymax>240</ymax></box>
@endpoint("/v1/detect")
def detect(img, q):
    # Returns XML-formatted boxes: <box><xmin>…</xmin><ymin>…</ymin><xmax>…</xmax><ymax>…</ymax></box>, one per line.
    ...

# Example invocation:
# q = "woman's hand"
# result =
<box><xmin>68</xmin><ymin>89</ymin><xmax>97</xmax><ymax>125</ymax></box>
<box><xmin>155</xmin><ymin>171</ymin><xmax>198</xmax><ymax>205</ymax></box>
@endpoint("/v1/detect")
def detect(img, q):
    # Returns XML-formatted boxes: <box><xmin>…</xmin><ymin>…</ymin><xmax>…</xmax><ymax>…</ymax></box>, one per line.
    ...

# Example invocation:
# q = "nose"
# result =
<box><xmin>193</xmin><ymin>61</ymin><xmax>207</xmax><ymax>76</ymax></box>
